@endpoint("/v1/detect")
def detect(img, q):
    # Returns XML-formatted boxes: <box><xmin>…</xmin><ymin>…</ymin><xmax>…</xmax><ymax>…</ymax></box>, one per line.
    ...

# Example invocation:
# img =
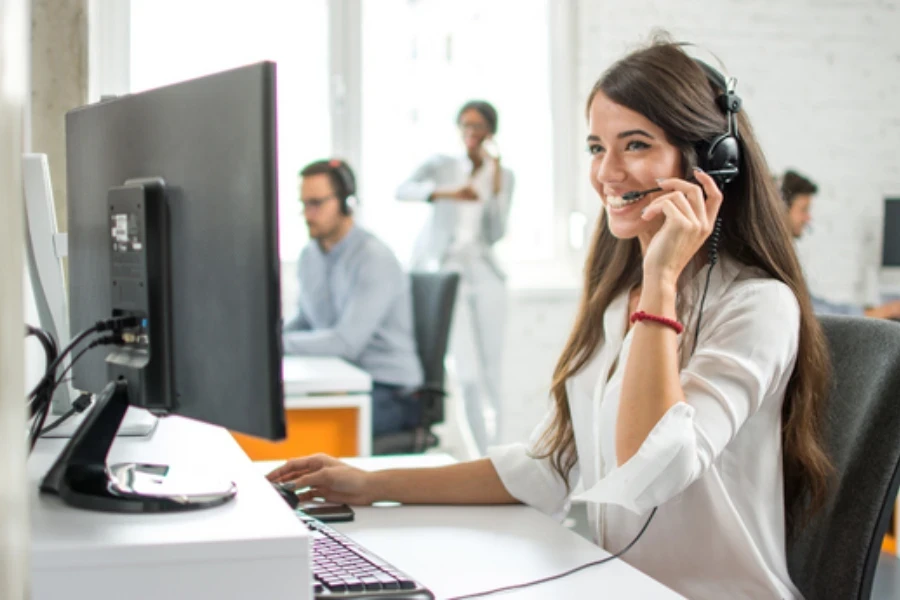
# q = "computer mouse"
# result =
<box><xmin>271</xmin><ymin>481</ymin><xmax>300</xmax><ymax>509</ymax></box>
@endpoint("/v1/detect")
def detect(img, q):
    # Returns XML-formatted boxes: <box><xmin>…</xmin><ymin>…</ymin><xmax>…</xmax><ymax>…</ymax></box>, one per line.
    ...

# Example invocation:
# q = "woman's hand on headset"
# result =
<box><xmin>639</xmin><ymin>168</ymin><xmax>724</xmax><ymax>288</ymax></box>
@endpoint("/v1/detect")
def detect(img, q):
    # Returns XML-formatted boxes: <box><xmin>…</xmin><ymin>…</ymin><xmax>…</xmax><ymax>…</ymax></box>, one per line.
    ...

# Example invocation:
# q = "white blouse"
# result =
<box><xmin>488</xmin><ymin>256</ymin><xmax>803</xmax><ymax>600</ymax></box>
<box><xmin>396</xmin><ymin>154</ymin><xmax>515</xmax><ymax>273</ymax></box>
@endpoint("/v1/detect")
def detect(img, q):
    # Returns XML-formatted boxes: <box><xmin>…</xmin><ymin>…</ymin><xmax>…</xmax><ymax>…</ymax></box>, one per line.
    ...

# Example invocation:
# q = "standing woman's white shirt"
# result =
<box><xmin>489</xmin><ymin>256</ymin><xmax>804</xmax><ymax>600</ymax></box>
<box><xmin>396</xmin><ymin>153</ymin><xmax>515</xmax><ymax>453</ymax></box>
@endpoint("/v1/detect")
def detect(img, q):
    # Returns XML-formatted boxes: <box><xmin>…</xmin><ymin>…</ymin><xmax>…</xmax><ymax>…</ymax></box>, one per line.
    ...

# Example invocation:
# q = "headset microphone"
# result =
<box><xmin>622</xmin><ymin>187</ymin><xmax>662</xmax><ymax>202</ymax></box>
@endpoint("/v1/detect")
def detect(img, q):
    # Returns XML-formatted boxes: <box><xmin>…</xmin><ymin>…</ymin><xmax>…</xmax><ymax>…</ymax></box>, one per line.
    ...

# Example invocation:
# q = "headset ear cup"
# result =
<box><xmin>343</xmin><ymin>194</ymin><xmax>358</xmax><ymax>215</ymax></box>
<box><xmin>698</xmin><ymin>134</ymin><xmax>740</xmax><ymax>189</ymax></box>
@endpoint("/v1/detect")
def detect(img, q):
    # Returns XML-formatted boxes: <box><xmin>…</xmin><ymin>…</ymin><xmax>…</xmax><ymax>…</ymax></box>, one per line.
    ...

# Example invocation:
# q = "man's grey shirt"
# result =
<box><xmin>283</xmin><ymin>226</ymin><xmax>423</xmax><ymax>388</ymax></box>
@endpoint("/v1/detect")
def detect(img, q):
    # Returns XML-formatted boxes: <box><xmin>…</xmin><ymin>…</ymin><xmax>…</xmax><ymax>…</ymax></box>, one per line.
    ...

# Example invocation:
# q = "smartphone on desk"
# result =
<box><xmin>298</xmin><ymin>500</ymin><xmax>355</xmax><ymax>523</ymax></box>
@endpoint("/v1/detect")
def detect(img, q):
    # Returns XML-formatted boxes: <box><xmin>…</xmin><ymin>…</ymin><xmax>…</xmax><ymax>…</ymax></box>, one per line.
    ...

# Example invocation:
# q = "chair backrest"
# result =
<box><xmin>787</xmin><ymin>315</ymin><xmax>900</xmax><ymax>599</ymax></box>
<box><xmin>409</xmin><ymin>271</ymin><xmax>460</xmax><ymax>420</ymax></box>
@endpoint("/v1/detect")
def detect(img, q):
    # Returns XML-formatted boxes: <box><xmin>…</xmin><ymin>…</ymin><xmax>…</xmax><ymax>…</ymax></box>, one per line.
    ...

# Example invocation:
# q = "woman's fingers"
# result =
<box><xmin>691</xmin><ymin>168</ymin><xmax>724</xmax><ymax>223</ymax></box>
<box><xmin>640</xmin><ymin>191</ymin><xmax>695</xmax><ymax>228</ymax></box>
<box><xmin>266</xmin><ymin>454</ymin><xmax>333</xmax><ymax>483</ymax></box>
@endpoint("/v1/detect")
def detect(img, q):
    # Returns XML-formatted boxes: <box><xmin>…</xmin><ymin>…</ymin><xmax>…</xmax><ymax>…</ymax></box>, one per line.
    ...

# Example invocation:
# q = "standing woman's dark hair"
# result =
<box><xmin>535</xmin><ymin>39</ymin><xmax>832</xmax><ymax>535</ymax></box>
<box><xmin>457</xmin><ymin>100</ymin><xmax>498</xmax><ymax>134</ymax></box>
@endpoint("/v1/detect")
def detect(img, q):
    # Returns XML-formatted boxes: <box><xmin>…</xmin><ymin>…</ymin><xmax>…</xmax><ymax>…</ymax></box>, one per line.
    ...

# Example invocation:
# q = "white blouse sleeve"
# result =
<box><xmin>481</xmin><ymin>168</ymin><xmax>515</xmax><ymax>245</ymax></box>
<box><xmin>574</xmin><ymin>280</ymin><xmax>800</xmax><ymax>513</ymax></box>
<box><xmin>487</xmin><ymin>407</ymin><xmax>579</xmax><ymax>521</ymax></box>
<box><xmin>395</xmin><ymin>155</ymin><xmax>443</xmax><ymax>203</ymax></box>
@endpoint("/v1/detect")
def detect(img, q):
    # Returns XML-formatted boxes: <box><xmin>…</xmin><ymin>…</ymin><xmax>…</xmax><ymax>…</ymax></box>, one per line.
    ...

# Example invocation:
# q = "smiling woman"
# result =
<box><xmin>266</xmin><ymin>37</ymin><xmax>834</xmax><ymax>600</ymax></box>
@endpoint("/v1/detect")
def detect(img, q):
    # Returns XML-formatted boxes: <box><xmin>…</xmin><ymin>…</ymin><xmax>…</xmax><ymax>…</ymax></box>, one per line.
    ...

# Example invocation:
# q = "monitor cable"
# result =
<box><xmin>26</xmin><ymin>325</ymin><xmax>127</xmax><ymax>452</ymax></box>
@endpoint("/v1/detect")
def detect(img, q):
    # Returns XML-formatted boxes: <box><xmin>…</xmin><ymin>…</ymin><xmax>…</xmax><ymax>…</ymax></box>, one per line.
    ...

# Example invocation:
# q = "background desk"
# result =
<box><xmin>257</xmin><ymin>456</ymin><xmax>684</xmax><ymax>599</ymax></box>
<box><xmin>30</xmin><ymin>416</ymin><xmax>311</xmax><ymax>600</ymax></box>
<box><xmin>234</xmin><ymin>356</ymin><xmax>372</xmax><ymax>459</ymax></box>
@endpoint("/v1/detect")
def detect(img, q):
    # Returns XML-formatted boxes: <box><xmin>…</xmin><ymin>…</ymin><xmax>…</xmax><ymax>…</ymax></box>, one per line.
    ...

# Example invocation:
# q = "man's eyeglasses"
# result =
<box><xmin>300</xmin><ymin>195</ymin><xmax>337</xmax><ymax>211</ymax></box>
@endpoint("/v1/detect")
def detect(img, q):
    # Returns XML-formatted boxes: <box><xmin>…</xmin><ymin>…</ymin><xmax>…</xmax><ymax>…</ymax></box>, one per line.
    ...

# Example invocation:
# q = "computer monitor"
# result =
<box><xmin>882</xmin><ymin>198</ymin><xmax>900</xmax><ymax>267</ymax></box>
<box><xmin>40</xmin><ymin>62</ymin><xmax>286</xmax><ymax>513</ymax></box>
<box><xmin>23</xmin><ymin>153</ymin><xmax>73</xmax><ymax>413</ymax></box>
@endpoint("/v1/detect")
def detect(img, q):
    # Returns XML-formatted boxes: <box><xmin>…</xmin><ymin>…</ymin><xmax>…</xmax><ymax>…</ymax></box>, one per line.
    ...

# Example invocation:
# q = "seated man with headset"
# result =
<box><xmin>780</xmin><ymin>169</ymin><xmax>900</xmax><ymax>319</ymax></box>
<box><xmin>284</xmin><ymin>159</ymin><xmax>423</xmax><ymax>439</ymax></box>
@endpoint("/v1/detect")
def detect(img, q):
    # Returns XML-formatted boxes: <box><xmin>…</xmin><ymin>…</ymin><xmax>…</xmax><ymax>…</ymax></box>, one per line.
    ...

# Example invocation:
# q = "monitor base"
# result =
<box><xmin>40</xmin><ymin>379</ymin><xmax>236</xmax><ymax>513</ymax></box>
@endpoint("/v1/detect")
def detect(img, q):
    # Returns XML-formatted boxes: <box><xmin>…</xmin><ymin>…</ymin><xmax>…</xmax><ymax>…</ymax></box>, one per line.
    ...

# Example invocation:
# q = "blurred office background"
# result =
<box><xmin>25</xmin><ymin>0</ymin><xmax>900</xmax><ymax>476</ymax></box>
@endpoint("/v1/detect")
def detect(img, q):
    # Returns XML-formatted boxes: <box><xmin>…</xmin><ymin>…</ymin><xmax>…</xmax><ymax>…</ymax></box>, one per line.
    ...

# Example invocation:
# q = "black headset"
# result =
<box><xmin>327</xmin><ymin>158</ymin><xmax>358</xmax><ymax>215</ymax></box>
<box><xmin>692</xmin><ymin>59</ymin><xmax>742</xmax><ymax>189</ymax></box>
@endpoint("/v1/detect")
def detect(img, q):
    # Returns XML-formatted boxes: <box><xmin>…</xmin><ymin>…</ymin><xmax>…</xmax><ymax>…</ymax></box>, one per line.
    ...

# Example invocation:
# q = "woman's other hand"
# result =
<box><xmin>267</xmin><ymin>453</ymin><xmax>374</xmax><ymax>505</ymax></box>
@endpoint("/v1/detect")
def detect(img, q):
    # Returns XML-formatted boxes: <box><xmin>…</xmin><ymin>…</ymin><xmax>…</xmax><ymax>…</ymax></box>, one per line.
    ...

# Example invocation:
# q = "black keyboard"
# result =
<box><xmin>298</xmin><ymin>512</ymin><xmax>435</xmax><ymax>599</ymax></box>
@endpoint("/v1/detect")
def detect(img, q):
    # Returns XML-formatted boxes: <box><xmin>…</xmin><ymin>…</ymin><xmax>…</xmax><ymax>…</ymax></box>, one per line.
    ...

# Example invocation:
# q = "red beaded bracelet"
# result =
<box><xmin>630</xmin><ymin>310</ymin><xmax>684</xmax><ymax>334</ymax></box>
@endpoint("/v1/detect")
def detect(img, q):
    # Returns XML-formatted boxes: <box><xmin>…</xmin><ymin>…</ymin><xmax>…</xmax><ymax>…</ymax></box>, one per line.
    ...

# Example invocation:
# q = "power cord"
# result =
<box><xmin>26</xmin><ymin>323</ymin><xmax>130</xmax><ymax>452</ymax></box>
<box><xmin>28</xmin><ymin>315</ymin><xmax>139</xmax><ymax>405</ymax></box>
<box><xmin>446</xmin><ymin>507</ymin><xmax>658</xmax><ymax>600</ymax></box>
<box><xmin>49</xmin><ymin>333</ymin><xmax>123</xmax><ymax>396</ymax></box>
<box><xmin>39</xmin><ymin>393</ymin><xmax>93</xmax><ymax>436</ymax></box>
<box><xmin>36</xmin><ymin>333</ymin><xmax>123</xmax><ymax>437</ymax></box>
<box><xmin>25</xmin><ymin>325</ymin><xmax>59</xmax><ymax>450</ymax></box>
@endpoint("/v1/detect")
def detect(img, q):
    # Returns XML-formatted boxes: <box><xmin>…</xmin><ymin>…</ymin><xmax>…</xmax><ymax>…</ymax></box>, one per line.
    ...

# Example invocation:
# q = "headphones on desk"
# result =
<box><xmin>327</xmin><ymin>159</ymin><xmax>358</xmax><ymax>216</ymax></box>
<box><xmin>692</xmin><ymin>58</ymin><xmax>742</xmax><ymax>189</ymax></box>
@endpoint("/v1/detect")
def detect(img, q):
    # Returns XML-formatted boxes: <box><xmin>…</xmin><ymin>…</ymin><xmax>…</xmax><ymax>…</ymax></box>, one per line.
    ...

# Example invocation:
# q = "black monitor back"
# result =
<box><xmin>66</xmin><ymin>62</ymin><xmax>285</xmax><ymax>440</ymax></box>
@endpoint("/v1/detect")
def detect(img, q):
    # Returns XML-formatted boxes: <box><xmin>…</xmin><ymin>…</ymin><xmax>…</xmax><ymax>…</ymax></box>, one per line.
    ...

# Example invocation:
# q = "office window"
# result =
<box><xmin>129</xmin><ymin>0</ymin><xmax>330</xmax><ymax>260</ymax></box>
<box><xmin>359</xmin><ymin>0</ymin><xmax>555</xmax><ymax>265</ymax></box>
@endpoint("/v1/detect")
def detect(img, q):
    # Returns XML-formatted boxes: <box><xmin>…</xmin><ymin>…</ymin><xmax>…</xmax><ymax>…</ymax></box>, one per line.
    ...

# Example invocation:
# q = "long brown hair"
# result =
<box><xmin>534</xmin><ymin>40</ymin><xmax>832</xmax><ymax>533</ymax></box>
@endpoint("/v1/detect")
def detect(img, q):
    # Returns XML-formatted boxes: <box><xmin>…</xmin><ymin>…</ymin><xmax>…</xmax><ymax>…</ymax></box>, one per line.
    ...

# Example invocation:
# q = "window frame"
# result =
<box><xmin>91</xmin><ymin>0</ymin><xmax>582</xmax><ymax>288</ymax></box>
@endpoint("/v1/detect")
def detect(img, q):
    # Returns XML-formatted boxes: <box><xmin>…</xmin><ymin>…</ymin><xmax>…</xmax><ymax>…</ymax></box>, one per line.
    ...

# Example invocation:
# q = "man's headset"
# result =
<box><xmin>692</xmin><ymin>58</ymin><xmax>742</xmax><ymax>189</ymax></box>
<box><xmin>327</xmin><ymin>158</ymin><xmax>358</xmax><ymax>216</ymax></box>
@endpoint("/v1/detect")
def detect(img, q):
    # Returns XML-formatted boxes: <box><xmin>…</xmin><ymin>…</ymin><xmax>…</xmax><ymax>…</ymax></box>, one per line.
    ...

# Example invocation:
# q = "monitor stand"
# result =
<box><xmin>39</xmin><ymin>403</ymin><xmax>159</xmax><ymax>439</ymax></box>
<box><xmin>40</xmin><ymin>379</ymin><xmax>237</xmax><ymax>513</ymax></box>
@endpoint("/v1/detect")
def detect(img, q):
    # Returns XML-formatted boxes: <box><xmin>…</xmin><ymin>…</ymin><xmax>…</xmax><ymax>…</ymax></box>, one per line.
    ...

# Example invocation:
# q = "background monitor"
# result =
<box><xmin>882</xmin><ymin>198</ymin><xmax>900</xmax><ymax>267</ymax></box>
<box><xmin>44</xmin><ymin>62</ymin><xmax>285</xmax><ymax>512</ymax></box>
<box><xmin>23</xmin><ymin>153</ymin><xmax>73</xmax><ymax>413</ymax></box>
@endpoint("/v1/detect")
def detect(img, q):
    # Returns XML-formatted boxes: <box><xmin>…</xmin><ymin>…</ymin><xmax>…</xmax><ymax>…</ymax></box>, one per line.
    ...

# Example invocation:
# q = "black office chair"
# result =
<box><xmin>372</xmin><ymin>271</ymin><xmax>460</xmax><ymax>455</ymax></box>
<box><xmin>787</xmin><ymin>315</ymin><xmax>900</xmax><ymax>599</ymax></box>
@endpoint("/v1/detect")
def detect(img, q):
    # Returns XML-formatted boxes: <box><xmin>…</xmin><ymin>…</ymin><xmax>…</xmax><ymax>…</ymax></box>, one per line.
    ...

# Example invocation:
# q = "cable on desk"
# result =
<box><xmin>445</xmin><ymin>507</ymin><xmax>657</xmax><ymax>600</ymax></box>
<box><xmin>26</xmin><ymin>325</ymin><xmax>59</xmax><ymax>450</ymax></box>
<box><xmin>27</xmin><ymin>330</ymin><xmax>124</xmax><ymax>451</ymax></box>
<box><xmin>40</xmin><ymin>393</ymin><xmax>94</xmax><ymax>436</ymax></box>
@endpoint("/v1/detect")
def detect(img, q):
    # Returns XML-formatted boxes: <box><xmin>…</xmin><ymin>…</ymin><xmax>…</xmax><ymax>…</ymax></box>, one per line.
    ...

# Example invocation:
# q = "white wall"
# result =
<box><xmin>575</xmin><ymin>0</ymin><xmax>900</xmax><ymax>305</ymax></box>
<box><xmin>496</xmin><ymin>0</ymin><xmax>900</xmax><ymax>446</ymax></box>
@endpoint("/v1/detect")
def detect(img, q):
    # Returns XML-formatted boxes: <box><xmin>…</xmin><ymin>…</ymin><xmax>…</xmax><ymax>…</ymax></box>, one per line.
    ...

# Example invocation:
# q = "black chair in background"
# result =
<box><xmin>372</xmin><ymin>272</ymin><xmax>460</xmax><ymax>455</ymax></box>
<box><xmin>787</xmin><ymin>315</ymin><xmax>900</xmax><ymax>599</ymax></box>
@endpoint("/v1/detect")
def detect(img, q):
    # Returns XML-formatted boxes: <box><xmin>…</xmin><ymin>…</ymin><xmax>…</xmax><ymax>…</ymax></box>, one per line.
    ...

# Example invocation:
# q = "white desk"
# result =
<box><xmin>283</xmin><ymin>356</ymin><xmax>373</xmax><ymax>456</ymax></box>
<box><xmin>30</xmin><ymin>416</ymin><xmax>311</xmax><ymax>600</ymax></box>
<box><xmin>284</xmin><ymin>355</ymin><xmax>371</xmax><ymax>396</ymax></box>
<box><xmin>256</xmin><ymin>456</ymin><xmax>684</xmax><ymax>600</ymax></box>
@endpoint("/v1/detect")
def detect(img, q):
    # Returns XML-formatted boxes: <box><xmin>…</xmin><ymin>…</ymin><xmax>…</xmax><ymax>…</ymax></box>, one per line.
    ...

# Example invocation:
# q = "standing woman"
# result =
<box><xmin>396</xmin><ymin>100</ymin><xmax>515</xmax><ymax>453</ymax></box>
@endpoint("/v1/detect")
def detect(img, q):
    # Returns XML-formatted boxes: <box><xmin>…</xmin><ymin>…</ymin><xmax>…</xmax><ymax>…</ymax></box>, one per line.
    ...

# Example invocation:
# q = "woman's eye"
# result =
<box><xmin>625</xmin><ymin>140</ymin><xmax>650</xmax><ymax>151</ymax></box>
<box><xmin>587</xmin><ymin>144</ymin><xmax>604</xmax><ymax>155</ymax></box>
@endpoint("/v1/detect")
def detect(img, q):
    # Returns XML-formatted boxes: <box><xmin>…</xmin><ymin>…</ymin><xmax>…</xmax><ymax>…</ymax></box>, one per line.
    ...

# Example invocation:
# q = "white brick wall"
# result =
<box><xmin>575</xmin><ymin>0</ymin><xmax>900</xmax><ymax>305</ymax></box>
<box><xmin>499</xmin><ymin>287</ymin><xmax>580</xmax><ymax>445</ymax></box>
<box><xmin>498</xmin><ymin>0</ymin><xmax>900</xmax><ymax>445</ymax></box>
